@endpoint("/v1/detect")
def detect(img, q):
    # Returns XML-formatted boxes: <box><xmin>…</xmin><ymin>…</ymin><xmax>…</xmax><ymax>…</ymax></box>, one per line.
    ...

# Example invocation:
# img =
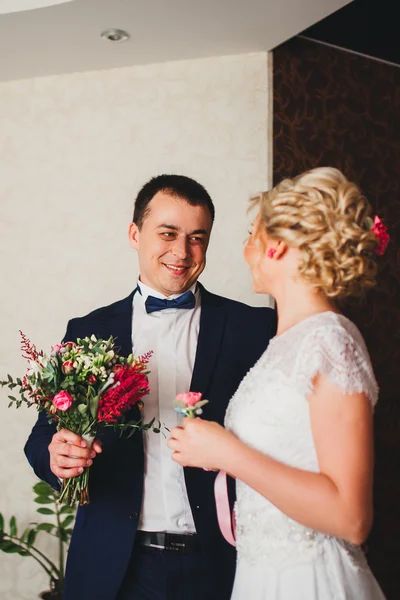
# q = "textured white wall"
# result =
<box><xmin>0</xmin><ymin>52</ymin><xmax>272</xmax><ymax>598</ymax></box>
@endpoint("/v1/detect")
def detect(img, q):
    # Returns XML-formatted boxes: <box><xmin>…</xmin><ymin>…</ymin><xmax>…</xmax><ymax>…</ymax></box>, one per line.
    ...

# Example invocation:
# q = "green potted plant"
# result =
<box><xmin>0</xmin><ymin>480</ymin><xmax>75</xmax><ymax>599</ymax></box>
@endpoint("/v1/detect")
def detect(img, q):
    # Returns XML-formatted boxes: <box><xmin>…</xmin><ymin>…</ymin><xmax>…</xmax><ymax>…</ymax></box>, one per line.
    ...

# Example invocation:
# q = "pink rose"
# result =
<box><xmin>176</xmin><ymin>392</ymin><xmax>202</xmax><ymax>407</ymax></box>
<box><xmin>52</xmin><ymin>390</ymin><xmax>73</xmax><ymax>411</ymax></box>
<box><xmin>62</xmin><ymin>360</ymin><xmax>75</xmax><ymax>374</ymax></box>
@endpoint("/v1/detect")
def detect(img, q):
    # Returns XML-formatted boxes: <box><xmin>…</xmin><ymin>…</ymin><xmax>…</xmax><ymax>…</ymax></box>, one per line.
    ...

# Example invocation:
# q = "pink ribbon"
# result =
<box><xmin>214</xmin><ymin>470</ymin><xmax>236</xmax><ymax>546</ymax></box>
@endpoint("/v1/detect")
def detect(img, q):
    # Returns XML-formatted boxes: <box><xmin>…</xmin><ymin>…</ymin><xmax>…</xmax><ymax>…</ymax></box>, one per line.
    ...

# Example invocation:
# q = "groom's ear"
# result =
<box><xmin>128</xmin><ymin>222</ymin><xmax>140</xmax><ymax>250</ymax></box>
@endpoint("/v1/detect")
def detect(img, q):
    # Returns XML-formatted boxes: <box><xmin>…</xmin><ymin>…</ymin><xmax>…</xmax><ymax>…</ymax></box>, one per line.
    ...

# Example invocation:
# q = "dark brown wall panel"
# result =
<box><xmin>273</xmin><ymin>36</ymin><xmax>400</xmax><ymax>599</ymax></box>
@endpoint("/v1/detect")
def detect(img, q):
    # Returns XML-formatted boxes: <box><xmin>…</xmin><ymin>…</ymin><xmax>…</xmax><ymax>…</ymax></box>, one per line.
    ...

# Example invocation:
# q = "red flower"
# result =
<box><xmin>88</xmin><ymin>375</ymin><xmax>97</xmax><ymax>385</ymax></box>
<box><xmin>97</xmin><ymin>364</ymin><xmax>150</xmax><ymax>423</ymax></box>
<box><xmin>371</xmin><ymin>216</ymin><xmax>390</xmax><ymax>256</ymax></box>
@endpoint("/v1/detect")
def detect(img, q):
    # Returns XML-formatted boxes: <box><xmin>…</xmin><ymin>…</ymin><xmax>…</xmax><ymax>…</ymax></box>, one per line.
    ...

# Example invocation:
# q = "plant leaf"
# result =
<box><xmin>59</xmin><ymin>505</ymin><xmax>75</xmax><ymax>515</ymax></box>
<box><xmin>0</xmin><ymin>513</ymin><xmax>4</xmax><ymax>531</ymax></box>
<box><xmin>60</xmin><ymin>516</ymin><xmax>74</xmax><ymax>529</ymax></box>
<box><xmin>34</xmin><ymin>496</ymin><xmax>53</xmax><ymax>505</ymax></box>
<box><xmin>27</xmin><ymin>529</ymin><xmax>37</xmax><ymax>547</ymax></box>
<box><xmin>33</xmin><ymin>481</ymin><xmax>52</xmax><ymax>496</ymax></box>
<box><xmin>9</xmin><ymin>516</ymin><xmax>17</xmax><ymax>537</ymax></box>
<box><xmin>0</xmin><ymin>540</ymin><xmax>22</xmax><ymax>553</ymax></box>
<box><xmin>36</xmin><ymin>523</ymin><xmax>54</xmax><ymax>533</ymax></box>
<box><xmin>37</xmin><ymin>508</ymin><xmax>55</xmax><ymax>515</ymax></box>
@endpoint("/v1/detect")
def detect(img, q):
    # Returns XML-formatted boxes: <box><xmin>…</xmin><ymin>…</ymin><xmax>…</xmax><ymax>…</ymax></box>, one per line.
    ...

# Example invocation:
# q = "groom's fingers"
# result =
<box><xmin>49</xmin><ymin>429</ymin><xmax>96</xmax><ymax>479</ymax></box>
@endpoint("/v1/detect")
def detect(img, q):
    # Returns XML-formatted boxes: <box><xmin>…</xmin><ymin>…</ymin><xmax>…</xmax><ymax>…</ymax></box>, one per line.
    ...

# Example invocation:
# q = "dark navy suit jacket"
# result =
<box><xmin>24</xmin><ymin>284</ymin><xmax>276</xmax><ymax>600</ymax></box>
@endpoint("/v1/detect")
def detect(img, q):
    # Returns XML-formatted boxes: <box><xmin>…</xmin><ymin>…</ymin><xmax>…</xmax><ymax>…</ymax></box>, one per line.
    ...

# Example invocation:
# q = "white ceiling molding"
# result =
<box><xmin>0</xmin><ymin>0</ymin><xmax>353</xmax><ymax>82</ymax></box>
<box><xmin>0</xmin><ymin>0</ymin><xmax>73</xmax><ymax>15</ymax></box>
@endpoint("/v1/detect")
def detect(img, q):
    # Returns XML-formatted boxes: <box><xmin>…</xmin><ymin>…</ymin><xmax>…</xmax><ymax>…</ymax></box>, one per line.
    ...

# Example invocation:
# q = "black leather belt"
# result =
<box><xmin>136</xmin><ymin>531</ymin><xmax>201</xmax><ymax>553</ymax></box>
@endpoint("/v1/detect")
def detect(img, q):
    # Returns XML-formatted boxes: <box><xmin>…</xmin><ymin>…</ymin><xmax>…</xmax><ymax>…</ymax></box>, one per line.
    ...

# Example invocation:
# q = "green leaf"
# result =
<box><xmin>9</xmin><ymin>516</ymin><xmax>17</xmax><ymax>537</ymax></box>
<box><xmin>37</xmin><ymin>508</ymin><xmax>55</xmax><ymax>515</ymax></box>
<box><xmin>34</xmin><ymin>496</ymin><xmax>53</xmax><ymax>504</ymax></box>
<box><xmin>0</xmin><ymin>540</ymin><xmax>22</xmax><ymax>553</ymax></box>
<box><xmin>8</xmin><ymin>396</ymin><xmax>17</xmax><ymax>402</ymax></box>
<box><xmin>27</xmin><ymin>529</ymin><xmax>37</xmax><ymax>547</ymax></box>
<box><xmin>33</xmin><ymin>481</ymin><xmax>52</xmax><ymax>497</ymax></box>
<box><xmin>20</xmin><ymin>528</ymin><xmax>30</xmax><ymax>543</ymax></box>
<box><xmin>36</xmin><ymin>523</ymin><xmax>54</xmax><ymax>533</ymax></box>
<box><xmin>60</xmin><ymin>515</ymin><xmax>74</xmax><ymax>529</ymax></box>
<box><xmin>59</xmin><ymin>505</ymin><xmax>75</xmax><ymax>515</ymax></box>
<box><xmin>195</xmin><ymin>400</ymin><xmax>209</xmax><ymax>408</ymax></box>
<box><xmin>0</xmin><ymin>513</ymin><xmax>4</xmax><ymax>531</ymax></box>
<box><xmin>59</xmin><ymin>530</ymin><xmax>69</xmax><ymax>543</ymax></box>
<box><xmin>174</xmin><ymin>400</ymin><xmax>187</xmax><ymax>408</ymax></box>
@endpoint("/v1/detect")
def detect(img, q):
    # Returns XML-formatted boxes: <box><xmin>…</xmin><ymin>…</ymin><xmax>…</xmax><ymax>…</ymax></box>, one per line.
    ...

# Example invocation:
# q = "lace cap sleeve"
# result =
<box><xmin>295</xmin><ymin>322</ymin><xmax>378</xmax><ymax>407</ymax></box>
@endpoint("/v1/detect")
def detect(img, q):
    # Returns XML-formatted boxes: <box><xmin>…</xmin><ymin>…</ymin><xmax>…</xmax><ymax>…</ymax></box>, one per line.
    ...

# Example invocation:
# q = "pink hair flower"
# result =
<box><xmin>371</xmin><ymin>216</ymin><xmax>390</xmax><ymax>256</ymax></box>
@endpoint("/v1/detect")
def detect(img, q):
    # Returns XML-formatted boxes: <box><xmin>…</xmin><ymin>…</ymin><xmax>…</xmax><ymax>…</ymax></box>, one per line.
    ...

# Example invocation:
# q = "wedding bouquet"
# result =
<box><xmin>1</xmin><ymin>332</ymin><xmax>157</xmax><ymax>506</ymax></box>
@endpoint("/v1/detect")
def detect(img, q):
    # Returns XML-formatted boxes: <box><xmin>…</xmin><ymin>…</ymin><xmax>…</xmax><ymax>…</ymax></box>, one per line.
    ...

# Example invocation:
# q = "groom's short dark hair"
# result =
<box><xmin>133</xmin><ymin>174</ymin><xmax>215</xmax><ymax>229</ymax></box>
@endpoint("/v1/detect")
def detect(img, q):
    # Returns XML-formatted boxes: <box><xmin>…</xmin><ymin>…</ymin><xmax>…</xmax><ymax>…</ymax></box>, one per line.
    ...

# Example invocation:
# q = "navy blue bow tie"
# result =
<box><xmin>145</xmin><ymin>291</ymin><xmax>196</xmax><ymax>314</ymax></box>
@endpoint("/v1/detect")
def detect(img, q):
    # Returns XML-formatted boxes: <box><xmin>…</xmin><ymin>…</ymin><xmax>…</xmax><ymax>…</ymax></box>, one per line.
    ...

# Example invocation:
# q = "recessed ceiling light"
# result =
<box><xmin>100</xmin><ymin>28</ymin><xmax>130</xmax><ymax>43</ymax></box>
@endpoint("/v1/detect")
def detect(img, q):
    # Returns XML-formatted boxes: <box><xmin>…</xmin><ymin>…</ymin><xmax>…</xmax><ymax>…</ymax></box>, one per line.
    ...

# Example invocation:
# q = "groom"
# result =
<box><xmin>24</xmin><ymin>174</ymin><xmax>276</xmax><ymax>600</ymax></box>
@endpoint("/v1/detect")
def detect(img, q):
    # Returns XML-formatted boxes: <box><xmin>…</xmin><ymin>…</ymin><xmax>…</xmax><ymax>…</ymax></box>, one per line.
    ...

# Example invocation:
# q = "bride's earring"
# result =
<box><xmin>267</xmin><ymin>248</ymin><xmax>276</xmax><ymax>259</ymax></box>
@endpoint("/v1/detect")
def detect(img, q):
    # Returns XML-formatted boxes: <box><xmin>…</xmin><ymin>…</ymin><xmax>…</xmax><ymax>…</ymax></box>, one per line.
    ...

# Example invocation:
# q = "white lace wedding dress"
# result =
<box><xmin>225</xmin><ymin>312</ymin><xmax>386</xmax><ymax>600</ymax></box>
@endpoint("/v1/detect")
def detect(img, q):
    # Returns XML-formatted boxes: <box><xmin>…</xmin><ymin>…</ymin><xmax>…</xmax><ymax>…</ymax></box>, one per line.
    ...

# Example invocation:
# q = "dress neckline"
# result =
<box><xmin>270</xmin><ymin>311</ymin><xmax>348</xmax><ymax>345</ymax></box>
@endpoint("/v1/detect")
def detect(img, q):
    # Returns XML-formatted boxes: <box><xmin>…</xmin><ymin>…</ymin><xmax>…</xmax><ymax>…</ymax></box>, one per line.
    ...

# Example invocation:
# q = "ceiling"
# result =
<box><xmin>300</xmin><ymin>0</ymin><xmax>399</xmax><ymax>67</ymax></box>
<box><xmin>0</xmin><ymin>0</ymin><xmax>352</xmax><ymax>82</ymax></box>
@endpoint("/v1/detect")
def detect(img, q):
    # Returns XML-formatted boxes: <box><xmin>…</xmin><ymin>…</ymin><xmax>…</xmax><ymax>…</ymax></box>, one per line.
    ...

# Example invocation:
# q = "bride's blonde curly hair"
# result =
<box><xmin>251</xmin><ymin>167</ymin><xmax>378</xmax><ymax>299</ymax></box>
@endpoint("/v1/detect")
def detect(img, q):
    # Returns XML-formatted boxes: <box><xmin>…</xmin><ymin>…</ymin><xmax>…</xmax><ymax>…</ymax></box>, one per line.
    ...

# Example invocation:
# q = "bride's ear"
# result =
<box><xmin>274</xmin><ymin>241</ymin><xmax>288</xmax><ymax>259</ymax></box>
<box><xmin>267</xmin><ymin>240</ymin><xmax>287</xmax><ymax>260</ymax></box>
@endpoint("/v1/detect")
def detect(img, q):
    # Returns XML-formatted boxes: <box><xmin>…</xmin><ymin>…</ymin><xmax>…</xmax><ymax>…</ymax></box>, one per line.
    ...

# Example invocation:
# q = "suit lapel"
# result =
<box><xmin>190</xmin><ymin>284</ymin><xmax>226</xmax><ymax>402</ymax></box>
<box><xmin>105</xmin><ymin>290</ymin><xmax>137</xmax><ymax>358</ymax></box>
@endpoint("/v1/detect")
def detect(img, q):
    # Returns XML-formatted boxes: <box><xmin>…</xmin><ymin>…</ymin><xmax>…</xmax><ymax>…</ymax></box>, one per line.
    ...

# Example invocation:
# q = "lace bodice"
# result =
<box><xmin>225</xmin><ymin>312</ymin><xmax>378</xmax><ymax>571</ymax></box>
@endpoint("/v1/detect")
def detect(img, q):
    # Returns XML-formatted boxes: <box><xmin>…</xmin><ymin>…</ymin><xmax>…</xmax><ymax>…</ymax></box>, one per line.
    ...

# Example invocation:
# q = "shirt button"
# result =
<box><xmin>129</xmin><ymin>511</ymin><xmax>139</xmax><ymax>520</ymax></box>
<box><xmin>177</xmin><ymin>517</ymin><xmax>186</xmax><ymax>529</ymax></box>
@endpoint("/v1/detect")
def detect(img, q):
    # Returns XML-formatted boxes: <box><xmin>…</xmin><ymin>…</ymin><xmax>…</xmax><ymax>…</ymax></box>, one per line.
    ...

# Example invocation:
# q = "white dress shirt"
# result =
<box><xmin>132</xmin><ymin>280</ymin><xmax>201</xmax><ymax>533</ymax></box>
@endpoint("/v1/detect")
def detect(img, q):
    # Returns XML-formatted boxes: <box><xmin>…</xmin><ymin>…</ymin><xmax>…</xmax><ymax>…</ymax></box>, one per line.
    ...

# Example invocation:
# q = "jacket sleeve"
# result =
<box><xmin>24</xmin><ymin>410</ymin><xmax>60</xmax><ymax>489</ymax></box>
<box><xmin>23</xmin><ymin>320</ymin><xmax>74</xmax><ymax>490</ymax></box>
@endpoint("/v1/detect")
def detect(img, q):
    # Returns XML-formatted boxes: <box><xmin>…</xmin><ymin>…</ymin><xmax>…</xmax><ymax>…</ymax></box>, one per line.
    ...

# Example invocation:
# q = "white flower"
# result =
<box><xmin>26</xmin><ymin>360</ymin><xmax>42</xmax><ymax>377</ymax></box>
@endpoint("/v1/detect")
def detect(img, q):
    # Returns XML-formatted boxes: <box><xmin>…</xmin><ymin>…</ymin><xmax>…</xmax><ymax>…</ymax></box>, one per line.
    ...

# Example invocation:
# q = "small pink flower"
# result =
<box><xmin>62</xmin><ymin>360</ymin><xmax>75</xmax><ymax>374</ymax></box>
<box><xmin>371</xmin><ymin>216</ymin><xmax>390</xmax><ymax>256</ymax></box>
<box><xmin>51</xmin><ymin>344</ymin><xmax>64</xmax><ymax>355</ymax></box>
<box><xmin>176</xmin><ymin>392</ymin><xmax>202</xmax><ymax>407</ymax></box>
<box><xmin>63</xmin><ymin>341</ymin><xmax>76</xmax><ymax>350</ymax></box>
<box><xmin>53</xmin><ymin>391</ymin><xmax>73</xmax><ymax>411</ymax></box>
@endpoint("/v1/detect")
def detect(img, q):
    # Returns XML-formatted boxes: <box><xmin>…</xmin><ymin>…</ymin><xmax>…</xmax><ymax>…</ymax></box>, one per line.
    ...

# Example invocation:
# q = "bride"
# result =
<box><xmin>168</xmin><ymin>167</ymin><xmax>387</xmax><ymax>599</ymax></box>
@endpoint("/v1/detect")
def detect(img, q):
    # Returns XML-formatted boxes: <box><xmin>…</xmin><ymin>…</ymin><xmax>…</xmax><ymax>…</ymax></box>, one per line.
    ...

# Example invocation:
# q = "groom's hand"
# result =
<box><xmin>49</xmin><ymin>429</ymin><xmax>102</xmax><ymax>479</ymax></box>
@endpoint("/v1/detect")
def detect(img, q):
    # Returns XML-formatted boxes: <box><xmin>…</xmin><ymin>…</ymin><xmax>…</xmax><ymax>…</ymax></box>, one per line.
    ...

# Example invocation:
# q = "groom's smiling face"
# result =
<box><xmin>128</xmin><ymin>191</ymin><xmax>212</xmax><ymax>297</ymax></box>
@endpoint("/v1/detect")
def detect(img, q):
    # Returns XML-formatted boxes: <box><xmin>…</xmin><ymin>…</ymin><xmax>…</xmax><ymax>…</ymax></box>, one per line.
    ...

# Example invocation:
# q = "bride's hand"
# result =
<box><xmin>167</xmin><ymin>418</ymin><xmax>237</xmax><ymax>471</ymax></box>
